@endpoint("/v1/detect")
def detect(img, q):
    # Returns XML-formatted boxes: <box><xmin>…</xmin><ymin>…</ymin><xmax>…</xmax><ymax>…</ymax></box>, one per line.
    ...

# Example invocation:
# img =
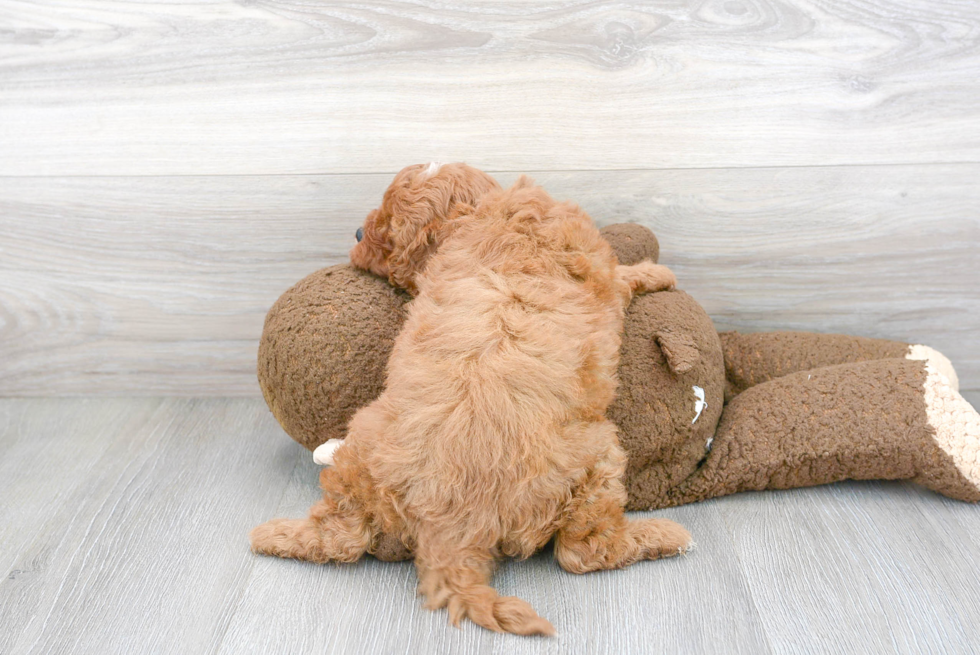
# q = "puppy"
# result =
<box><xmin>313</xmin><ymin>162</ymin><xmax>501</xmax><ymax>466</ymax></box>
<box><xmin>251</xmin><ymin>163</ymin><xmax>691</xmax><ymax>636</ymax></box>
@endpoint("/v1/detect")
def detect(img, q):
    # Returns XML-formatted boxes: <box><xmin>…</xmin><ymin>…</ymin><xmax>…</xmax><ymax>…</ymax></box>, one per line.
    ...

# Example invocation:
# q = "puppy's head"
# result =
<box><xmin>350</xmin><ymin>162</ymin><xmax>501</xmax><ymax>293</ymax></box>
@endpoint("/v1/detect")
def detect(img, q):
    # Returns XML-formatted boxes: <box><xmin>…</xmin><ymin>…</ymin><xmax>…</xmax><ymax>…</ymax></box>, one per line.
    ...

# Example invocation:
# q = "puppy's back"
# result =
<box><xmin>366</xmin><ymin>183</ymin><xmax>627</xmax><ymax>550</ymax></box>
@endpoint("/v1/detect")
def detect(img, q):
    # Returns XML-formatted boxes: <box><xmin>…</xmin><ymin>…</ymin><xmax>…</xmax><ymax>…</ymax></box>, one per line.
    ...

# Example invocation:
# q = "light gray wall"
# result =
<box><xmin>1</xmin><ymin>0</ymin><xmax>978</xmax><ymax>396</ymax></box>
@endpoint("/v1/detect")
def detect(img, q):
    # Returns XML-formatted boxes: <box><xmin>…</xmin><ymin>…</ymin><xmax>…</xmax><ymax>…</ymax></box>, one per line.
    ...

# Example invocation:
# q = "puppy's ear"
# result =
<box><xmin>512</xmin><ymin>175</ymin><xmax>536</xmax><ymax>190</ymax></box>
<box><xmin>386</xmin><ymin>216</ymin><xmax>443</xmax><ymax>294</ymax></box>
<box><xmin>448</xmin><ymin>202</ymin><xmax>476</xmax><ymax>221</ymax></box>
<box><xmin>383</xmin><ymin>165</ymin><xmax>497</xmax><ymax>292</ymax></box>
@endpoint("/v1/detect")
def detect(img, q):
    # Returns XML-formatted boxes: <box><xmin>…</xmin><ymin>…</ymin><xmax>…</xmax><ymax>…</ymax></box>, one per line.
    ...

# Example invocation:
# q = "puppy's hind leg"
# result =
<box><xmin>555</xmin><ymin>442</ymin><xmax>692</xmax><ymax>574</ymax></box>
<box><xmin>415</xmin><ymin>541</ymin><xmax>555</xmax><ymax>636</ymax></box>
<box><xmin>616</xmin><ymin>261</ymin><xmax>676</xmax><ymax>298</ymax></box>
<box><xmin>250</xmin><ymin>469</ymin><xmax>372</xmax><ymax>564</ymax></box>
<box><xmin>252</xmin><ymin>401</ymin><xmax>393</xmax><ymax>563</ymax></box>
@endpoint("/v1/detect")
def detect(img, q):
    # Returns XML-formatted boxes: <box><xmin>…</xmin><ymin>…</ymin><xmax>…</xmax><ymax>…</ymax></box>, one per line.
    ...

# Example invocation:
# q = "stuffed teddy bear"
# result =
<box><xmin>258</xmin><ymin>222</ymin><xmax>980</xmax><ymax>561</ymax></box>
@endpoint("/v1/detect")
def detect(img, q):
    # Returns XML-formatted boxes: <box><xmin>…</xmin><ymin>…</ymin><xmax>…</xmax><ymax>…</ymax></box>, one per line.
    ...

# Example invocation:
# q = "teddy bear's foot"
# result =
<box><xmin>908</xmin><ymin>344</ymin><xmax>960</xmax><ymax>392</ymax></box>
<box><xmin>917</xmin><ymin>363</ymin><xmax>980</xmax><ymax>500</ymax></box>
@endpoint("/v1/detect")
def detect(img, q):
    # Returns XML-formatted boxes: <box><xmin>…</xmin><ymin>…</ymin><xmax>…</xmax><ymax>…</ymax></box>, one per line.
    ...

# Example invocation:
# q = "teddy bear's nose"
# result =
<box><xmin>356</xmin><ymin>227</ymin><xmax>364</xmax><ymax>242</ymax></box>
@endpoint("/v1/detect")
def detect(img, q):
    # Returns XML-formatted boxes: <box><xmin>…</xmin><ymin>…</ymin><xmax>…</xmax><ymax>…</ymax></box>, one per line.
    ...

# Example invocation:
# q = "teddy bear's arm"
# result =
<box><xmin>718</xmin><ymin>331</ymin><xmax>961</xmax><ymax>399</ymax></box>
<box><xmin>656</xmin><ymin>358</ymin><xmax>980</xmax><ymax>508</ymax></box>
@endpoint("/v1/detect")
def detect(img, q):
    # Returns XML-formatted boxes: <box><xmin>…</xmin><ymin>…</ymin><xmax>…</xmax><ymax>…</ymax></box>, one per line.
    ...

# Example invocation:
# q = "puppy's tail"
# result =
<box><xmin>417</xmin><ymin>559</ymin><xmax>555</xmax><ymax>636</ymax></box>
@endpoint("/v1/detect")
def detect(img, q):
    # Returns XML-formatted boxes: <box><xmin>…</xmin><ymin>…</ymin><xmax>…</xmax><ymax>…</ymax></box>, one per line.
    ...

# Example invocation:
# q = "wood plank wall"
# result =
<box><xmin>1</xmin><ymin>0</ymin><xmax>978</xmax><ymax>396</ymax></box>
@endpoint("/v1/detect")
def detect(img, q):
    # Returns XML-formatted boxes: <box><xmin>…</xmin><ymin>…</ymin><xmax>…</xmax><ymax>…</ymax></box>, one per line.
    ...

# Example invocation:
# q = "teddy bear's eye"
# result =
<box><xmin>356</xmin><ymin>227</ymin><xmax>364</xmax><ymax>242</ymax></box>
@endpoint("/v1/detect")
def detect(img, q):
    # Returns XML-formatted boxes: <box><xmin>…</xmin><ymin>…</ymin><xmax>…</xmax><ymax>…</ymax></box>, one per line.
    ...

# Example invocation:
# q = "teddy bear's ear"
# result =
<box><xmin>655</xmin><ymin>330</ymin><xmax>700</xmax><ymax>374</ymax></box>
<box><xmin>599</xmin><ymin>224</ymin><xmax>659</xmax><ymax>266</ymax></box>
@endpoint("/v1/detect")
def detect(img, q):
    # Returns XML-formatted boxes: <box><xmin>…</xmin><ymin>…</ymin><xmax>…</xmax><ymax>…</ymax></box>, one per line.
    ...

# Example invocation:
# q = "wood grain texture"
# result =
<box><xmin>1</xmin><ymin>0</ymin><xmax>979</xmax><ymax>175</ymax></box>
<box><xmin>0</xmin><ymin>399</ymin><xmax>158</xmax><ymax>581</ymax></box>
<box><xmin>0</xmin><ymin>398</ymin><xmax>297</xmax><ymax>655</ymax></box>
<box><xmin>2</xmin><ymin>398</ymin><xmax>979</xmax><ymax>654</ymax></box>
<box><xmin>2</xmin><ymin>165</ymin><xmax>977</xmax><ymax>396</ymax></box>
<box><xmin>2</xmin><ymin>0</ymin><xmax>978</xmax><ymax>651</ymax></box>
<box><xmin>219</xmin><ymin>445</ymin><xmax>772</xmax><ymax>655</ymax></box>
<box><xmin>716</xmin><ymin>482</ymin><xmax>980</xmax><ymax>654</ymax></box>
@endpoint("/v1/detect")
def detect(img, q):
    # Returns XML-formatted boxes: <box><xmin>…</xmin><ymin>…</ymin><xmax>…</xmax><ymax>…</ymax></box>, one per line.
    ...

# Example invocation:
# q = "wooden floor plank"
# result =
<box><xmin>0</xmin><ymin>398</ymin><xmax>296</xmax><ymax>655</ymax></box>
<box><xmin>716</xmin><ymin>482</ymin><xmax>980</xmax><ymax>655</ymax></box>
<box><xmin>0</xmin><ymin>399</ymin><xmax>160</xmax><ymax>582</ymax></box>
<box><xmin>219</xmin><ymin>441</ymin><xmax>772</xmax><ymax>655</ymax></box>
<box><xmin>1</xmin><ymin>0</ymin><xmax>979</xmax><ymax>175</ymax></box>
<box><xmin>1</xmin><ymin>399</ymin><xmax>978</xmax><ymax>653</ymax></box>
<box><xmin>2</xmin><ymin>164</ymin><xmax>977</xmax><ymax>396</ymax></box>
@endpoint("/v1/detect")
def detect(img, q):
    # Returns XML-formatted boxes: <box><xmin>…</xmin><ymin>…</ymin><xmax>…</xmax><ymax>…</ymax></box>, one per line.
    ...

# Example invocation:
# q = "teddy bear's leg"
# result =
<box><xmin>554</xmin><ymin>432</ymin><xmax>692</xmax><ymax>573</ymax></box>
<box><xmin>661</xmin><ymin>358</ymin><xmax>980</xmax><ymax>507</ymax></box>
<box><xmin>719</xmin><ymin>331</ymin><xmax>959</xmax><ymax>397</ymax></box>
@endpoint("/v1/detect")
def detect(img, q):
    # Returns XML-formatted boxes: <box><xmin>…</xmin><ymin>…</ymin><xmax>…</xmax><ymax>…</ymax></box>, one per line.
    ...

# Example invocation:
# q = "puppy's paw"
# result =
<box><xmin>617</xmin><ymin>261</ymin><xmax>676</xmax><ymax>295</ymax></box>
<box><xmin>637</xmin><ymin>262</ymin><xmax>677</xmax><ymax>292</ymax></box>
<box><xmin>249</xmin><ymin>518</ymin><xmax>302</xmax><ymax>557</ymax></box>
<box><xmin>632</xmin><ymin>517</ymin><xmax>693</xmax><ymax>559</ymax></box>
<box><xmin>313</xmin><ymin>439</ymin><xmax>344</xmax><ymax>466</ymax></box>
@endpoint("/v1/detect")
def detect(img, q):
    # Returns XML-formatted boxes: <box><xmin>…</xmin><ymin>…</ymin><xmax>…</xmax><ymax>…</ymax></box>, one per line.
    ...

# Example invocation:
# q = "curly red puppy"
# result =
<box><xmin>250</xmin><ymin>162</ymin><xmax>691</xmax><ymax>636</ymax></box>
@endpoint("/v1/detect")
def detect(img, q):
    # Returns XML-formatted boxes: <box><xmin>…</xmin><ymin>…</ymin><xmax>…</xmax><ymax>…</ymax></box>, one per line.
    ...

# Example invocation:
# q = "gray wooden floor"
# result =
<box><xmin>1</xmin><ymin>396</ymin><xmax>979</xmax><ymax>655</ymax></box>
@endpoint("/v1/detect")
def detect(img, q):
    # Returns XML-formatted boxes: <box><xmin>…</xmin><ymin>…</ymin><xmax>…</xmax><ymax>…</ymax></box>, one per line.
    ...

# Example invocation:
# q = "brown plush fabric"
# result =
<box><xmin>609</xmin><ymin>290</ymin><xmax>725</xmax><ymax>511</ymax></box>
<box><xmin>599</xmin><ymin>223</ymin><xmax>660</xmax><ymax>266</ymax></box>
<box><xmin>369</xmin><ymin>532</ymin><xmax>413</xmax><ymax>562</ymax></box>
<box><xmin>720</xmin><ymin>331</ymin><xmax>909</xmax><ymax>399</ymax></box>
<box><xmin>257</xmin><ymin>222</ymin><xmax>976</xmax><ymax>565</ymax></box>
<box><xmin>257</xmin><ymin>265</ymin><xmax>410</xmax><ymax>451</ymax></box>
<box><xmin>657</xmin><ymin>358</ymin><xmax>980</xmax><ymax>507</ymax></box>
